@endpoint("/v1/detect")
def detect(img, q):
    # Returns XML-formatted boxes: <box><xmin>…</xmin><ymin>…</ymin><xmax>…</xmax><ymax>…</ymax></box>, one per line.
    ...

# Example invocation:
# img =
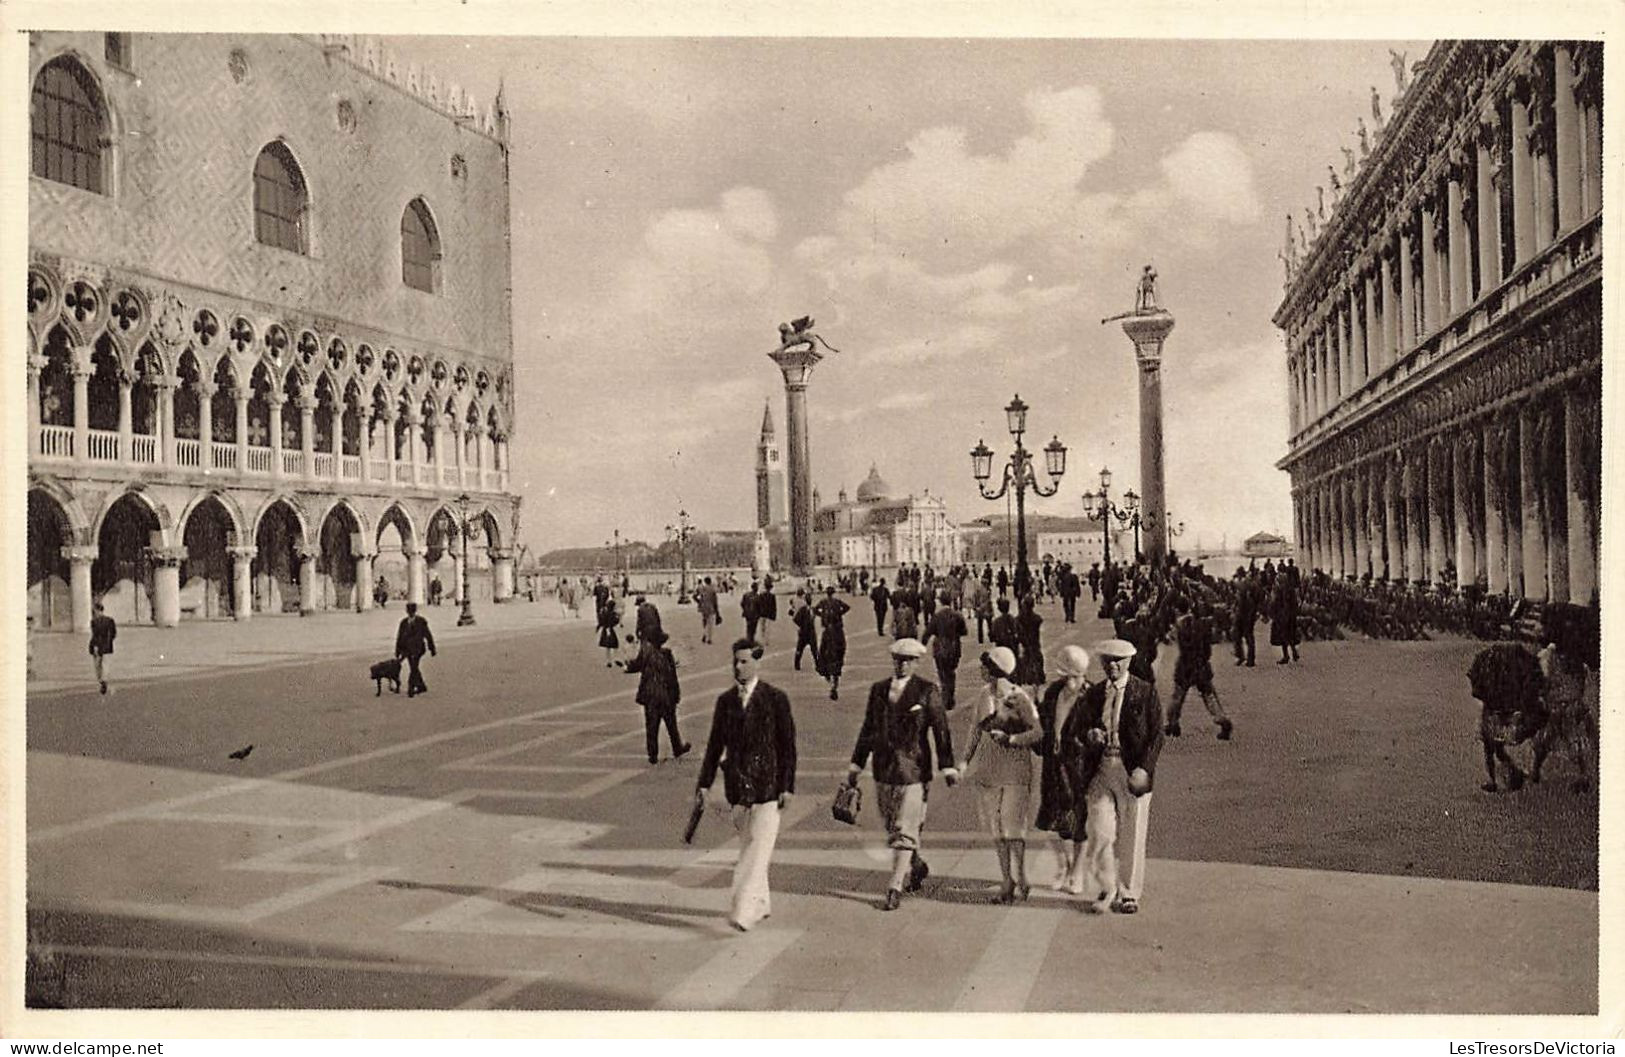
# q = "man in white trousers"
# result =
<box><xmin>695</xmin><ymin>638</ymin><xmax>797</xmax><ymax>931</ymax></box>
<box><xmin>1060</xmin><ymin>638</ymin><xmax>1164</xmax><ymax>914</ymax></box>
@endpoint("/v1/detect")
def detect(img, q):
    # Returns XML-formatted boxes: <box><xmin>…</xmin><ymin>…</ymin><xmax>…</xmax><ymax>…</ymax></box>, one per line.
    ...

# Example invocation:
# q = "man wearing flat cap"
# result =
<box><xmin>846</xmin><ymin>637</ymin><xmax>960</xmax><ymax>911</ymax></box>
<box><xmin>1060</xmin><ymin>637</ymin><xmax>1164</xmax><ymax>914</ymax></box>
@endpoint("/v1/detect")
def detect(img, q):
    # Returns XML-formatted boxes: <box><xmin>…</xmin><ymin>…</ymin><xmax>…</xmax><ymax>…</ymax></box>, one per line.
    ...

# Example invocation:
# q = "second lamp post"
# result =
<box><xmin>970</xmin><ymin>394</ymin><xmax>1067</xmax><ymax>596</ymax></box>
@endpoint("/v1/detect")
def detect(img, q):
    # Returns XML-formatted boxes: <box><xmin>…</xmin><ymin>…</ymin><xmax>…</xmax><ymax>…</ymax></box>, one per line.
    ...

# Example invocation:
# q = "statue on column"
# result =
<box><xmin>1101</xmin><ymin>265</ymin><xmax>1162</xmax><ymax>323</ymax></box>
<box><xmin>775</xmin><ymin>316</ymin><xmax>842</xmax><ymax>355</ymax></box>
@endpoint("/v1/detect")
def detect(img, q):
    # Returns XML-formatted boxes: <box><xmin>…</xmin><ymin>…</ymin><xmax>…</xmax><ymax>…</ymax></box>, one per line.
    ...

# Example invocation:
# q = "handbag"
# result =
<box><xmin>831</xmin><ymin>781</ymin><xmax>862</xmax><ymax>825</ymax></box>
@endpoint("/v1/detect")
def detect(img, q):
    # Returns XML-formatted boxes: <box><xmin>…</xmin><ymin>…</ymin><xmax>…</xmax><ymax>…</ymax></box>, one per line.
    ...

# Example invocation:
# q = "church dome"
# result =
<box><xmin>855</xmin><ymin>463</ymin><xmax>892</xmax><ymax>502</ymax></box>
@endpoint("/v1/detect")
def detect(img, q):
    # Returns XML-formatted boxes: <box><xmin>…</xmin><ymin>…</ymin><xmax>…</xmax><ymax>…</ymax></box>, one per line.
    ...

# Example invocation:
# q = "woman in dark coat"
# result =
<box><xmin>1013</xmin><ymin>594</ymin><xmax>1046</xmax><ymax>689</ymax></box>
<box><xmin>1269</xmin><ymin>577</ymin><xmax>1301</xmax><ymax>664</ymax></box>
<box><xmin>814</xmin><ymin>586</ymin><xmax>851</xmax><ymax>700</ymax></box>
<box><xmin>1034</xmin><ymin>645</ymin><xmax>1091</xmax><ymax>890</ymax></box>
<box><xmin>624</xmin><ymin>629</ymin><xmax>690</xmax><ymax>765</ymax></box>
<box><xmin>597</xmin><ymin>595</ymin><xmax>625</xmax><ymax>667</ymax></box>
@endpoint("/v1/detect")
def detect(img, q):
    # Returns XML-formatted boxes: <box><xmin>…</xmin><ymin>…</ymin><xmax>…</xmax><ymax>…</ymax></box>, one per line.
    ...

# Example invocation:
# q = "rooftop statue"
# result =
<box><xmin>1327</xmin><ymin>164</ymin><xmax>1343</xmax><ymax>196</ymax></box>
<box><xmin>1389</xmin><ymin>49</ymin><xmax>1409</xmax><ymax>93</ymax></box>
<box><xmin>774</xmin><ymin>316</ymin><xmax>841</xmax><ymax>355</ymax></box>
<box><xmin>1316</xmin><ymin>186</ymin><xmax>1326</xmax><ymax>219</ymax></box>
<box><xmin>1341</xmin><ymin>146</ymin><xmax>1356</xmax><ymax>179</ymax></box>
<box><xmin>1357</xmin><ymin>118</ymin><xmax>1371</xmax><ymax>157</ymax></box>
<box><xmin>1371</xmin><ymin>86</ymin><xmax>1385</xmax><ymax>129</ymax></box>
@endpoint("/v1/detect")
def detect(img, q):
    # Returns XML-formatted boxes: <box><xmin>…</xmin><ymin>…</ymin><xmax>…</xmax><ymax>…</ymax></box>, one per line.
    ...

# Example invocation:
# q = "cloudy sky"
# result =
<box><xmin>381</xmin><ymin>34</ymin><xmax>1434</xmax><ymax>554</ymax></box>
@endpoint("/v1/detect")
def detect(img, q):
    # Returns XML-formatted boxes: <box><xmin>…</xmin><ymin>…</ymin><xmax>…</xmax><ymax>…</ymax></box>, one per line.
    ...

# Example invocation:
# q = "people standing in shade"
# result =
<box><xmin>1036</xmin><ymin>645</ymin><xmax>1091</xmax><ymax>889</ymax></box>
<box><xmin>791</xmin><ymin>588</ymin><xmax>819</xmax><ymax>671</ymax></box>
<box><xmin>742</xmin><ymin>581</ymin><xmax>761</xmax><ymax>644</ymax></box>
<box><xmin>1166</xmin><ymin>596</ymin><xmax>1234</xmax><ymax>740</ymax></box>
<box><xmin>869</xmin><ymin>577</ymin><xmax>891</xmax><ymax>638</ymax></box>
<box><xmin>757</xmin><ymin>576</ymin><xmax>778</xmax><ymax>648</ymax></box>
<box><xmin>694</xmin><ymin>577</ymin><xmax>720</xmax><ymax>644</ymax></box>
<box><xmin>394</xmin><ymin>601</ymin><xmax>438</xmax><ymax>697</ymax></box>
<box><xmin>1232</xmin><ymin>568</ymin><xmax>1261</xmax><ymax>667</ymax></box>
<box><xmin>989</xmin><ymin>597</ymin><xmax>1019</xmax><ymax>654</ymax></box>
<box><xmin>961</xmin><ymin>646</ymin><xmax>1042</xmax><ymax>903</ymax></box>
<box><xmin>845</xmin><ymin>637</ymin><xmax>960</xmax><ymax>911</ymax></box>
<box><xmin>922</xmin><ymin>590</ymin><xmax>968</xmax><ymax>711</ymax></box>
<box><xmin>625</xmin><ymin>628</ymin><xmax>691</xmax><ymax>765</ymax></box>
<box><xmin>969</xmin><ymin>575</ymin><xmax>993</xmax><ymax>645</ymax></box>
<box><xmin>1270</xmin><ymin>573</ymin><xmax>1301</xmax><ymax>664</ymax></box>
<box><xmin>814</xmin><ymin>585</ymin><xmax>851</xmax><ymax>700</ymax></box>
<box><xmin>694</xmin><ymin>639</ymin><xmax>797</xmax><ymax>932</ymax></box>
<box><xmin>1013</xmin><ymin>595</ymin><xmax>1047</xmax><ymax>694</ymax></box>
<box><xmin>597</xmin><ymin>594</ymin><xmax>626</xmax><ymax>667</ymax></box>
<box><xmin>88</xmin><ymin>601</ymin><xmax>117</xmax><ymax>695</ymax></box>
<box><xmin>1060</xmin><ymin>638</ymin><xmax>1164</xmax><ymax>914</ymax></box>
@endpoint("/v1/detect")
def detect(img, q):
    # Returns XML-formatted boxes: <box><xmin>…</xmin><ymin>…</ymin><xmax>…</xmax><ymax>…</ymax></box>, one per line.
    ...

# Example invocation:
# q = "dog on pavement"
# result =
<box><xmin>370</xmin><ymin>657</ymin><xmax>403</xmax><ymax>696</ymax></box>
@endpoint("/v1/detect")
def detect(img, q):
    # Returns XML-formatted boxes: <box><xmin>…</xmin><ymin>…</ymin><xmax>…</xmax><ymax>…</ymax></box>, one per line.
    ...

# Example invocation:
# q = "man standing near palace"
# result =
<box><xmin>1061</xmin><ymin>638</ymin><xmax>1163</xmax><ymax>915</ymax></box>
<box><xmin>694</xmin><ymin>577</ymin><xmax>720</xmax><ymax>644</ymax></box>
<box><xmin>845</xmin><ymin>638</ymin><xmax>959</xmax><ymax>911</ymax></box>
<box><xmin>88</xmin><ymin>601</ymin><xmax>117</xmax><ymax>695</ymax></box>
<box><xmin>394</xmin><ymin>601</ymin><xmax>437</xmax><ymax>698</ymax></box>
<box><xmin>695</xmin><ymin>638</ymin><xmax>797</xmax><ymax>931</ymax></box>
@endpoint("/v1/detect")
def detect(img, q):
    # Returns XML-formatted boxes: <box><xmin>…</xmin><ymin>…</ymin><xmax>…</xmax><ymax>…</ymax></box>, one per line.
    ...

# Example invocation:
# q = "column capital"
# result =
<box><xmin>148</xmin><ymin>545</ymin><xmax>187</xmax><ymax>566</ymax></box>
<box><xmin>296</xmin><ymin>546</ymin><xmax>321</xmax><ymax>563</ymax></box>
<box><xmin>61</xmin><ymin>544</ymin><xmax>99</xmax><ymax>564</ymax></box>
<box><xmin>228</xmin><ymin>545</ymin><xmax>259</xmax><ymax>560</ymax></box>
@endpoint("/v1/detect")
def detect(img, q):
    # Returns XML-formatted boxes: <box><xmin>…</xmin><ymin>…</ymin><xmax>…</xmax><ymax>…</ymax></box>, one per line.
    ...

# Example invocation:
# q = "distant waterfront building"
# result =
<box><xmin>755</xmin><ymin>402</ymin><xmax>787</xmax><ymax>530</ymax></box>
<box><xmin>1276</xmin><ymin>40</ymin><xmax>1600</xmax><ymax>605</ymax></box>
<box><xmin>1241</xmin><ymin>532</ymin><xmax>1290</xmax><ymax>559</ymax></box>
<box><xmin>1038</xmin><ymin>519</ymin><xmax>1133</xmax><ymax>569</ymax></box>
<box><xmin>812</xmin><ymin>465</ymin><xmax>963</xmax><ymax>569</ymax></box>
<box><xmin>27</xmin><ymin>33</ymin><xmax>522</xmax><ymax>631</ymax></box>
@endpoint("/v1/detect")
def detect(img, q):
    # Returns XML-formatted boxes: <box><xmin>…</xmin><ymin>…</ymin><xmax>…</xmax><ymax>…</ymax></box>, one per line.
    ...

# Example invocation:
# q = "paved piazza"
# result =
<box><xmin>26</xmin><ymin>600</ymin><xmax>1597</xmax><ymax>1012</ymax></box>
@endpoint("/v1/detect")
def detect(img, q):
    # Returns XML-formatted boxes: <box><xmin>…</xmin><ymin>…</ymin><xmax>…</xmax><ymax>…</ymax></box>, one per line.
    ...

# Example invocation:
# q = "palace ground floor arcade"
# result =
<box><xmin>1283</xmin><ymin>291</ymin><xmax>1599</xmax><ymax>608</ymax></box>
<box><xmin>26</xmin><ymin>474</ymin><xmax>520</xmax><ymax>632</ymax></box>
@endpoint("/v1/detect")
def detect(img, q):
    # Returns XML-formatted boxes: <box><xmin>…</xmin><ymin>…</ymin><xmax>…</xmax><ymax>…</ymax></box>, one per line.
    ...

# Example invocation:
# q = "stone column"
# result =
<box><xmin>1316</xmin><ymin>327</ymin><xmax>1329</xmax><ymax>416</ymax></box>
<box><xmin>1322</xmin><ymin>480</ymin><xmax>1336</xmax><ymax>576</ymax></box>
<box><xmin>1427</xmin><ymin>439</ymin><xmax>1449</xmax><ymax>585</ymax></box>
<box><xmin>269</xmin><ymin>393</ymin><xmax>286</xmax><ymax>479</ymax></box>
<box><xmin>1419</xmin><ymin>203</ymin><xmax>1440</xmax><ymax>335</ymax></box>
<box><xmin>151</xmin><ymin>547</ymin><xmax>184</xmax><ymax>628</ymax></box>
<box><xmin>1577</xmin><ymin>51</ymin><xmax>1602</xmax><ymax>217</ymax></box>
<box><xmin>451</xmin><ymin>547</ymin><xmax>465</xmax><ymax>604</ymax></box>
<box><xmin>1553</xmin><ymin>45</ymin><xmax>1581</xmax><ymax>231</ymax></box>
<box><xmin>230</xmin><ymin>545</ymin><xmax>256</xmax><ymax>620</ymax></box>
<box><xmin>157</xmin><ymin>376</ymin><xmax>176</xmax><ymax>467</ymax></box>
<box><xmin>431</xmin><ymin>418</ymin><xmax>448</xmax><ymax>488</ymax></box>
<box><xmin>406</xmin><ymin>408</ymin><xmax>423</xmax><ymax>485</ymax></box>
<box><xmin>1380</xmin><ymin>248</ymin><xmax>1397</xmax><ymax>368</ymax></box>
<box><xmin>1510</xmin><ymin>87</ymin><xmax>1535</xmax><ymax>267</ymax></box>
<box><xmin>491</xmin><ymin>547</ymin><xmax>515</xmax><ymax>602</ymax></box>
<box><xmin>452</xmin><ymin>422</ymin><xmax>466</xmax><ymax>486</ymax></box>
<box><xmin>235</xmin><ymin>389</ymin><xmax>250</xmax><ymax>472</ymax></box>
<box><xmin>1398</xmin><ymin>221</ymin><xmax>1416</xmax><ymax>350</ymax></box>
<box><xmin>198</xmin><ymin>382</ymin><xmax>215</xmax><ymax>472</ymax></box>
<box><xmin>1541</xmin><ymin>406</ymin><xmax>1569</xmax><ymax>605</ymax></box>
<box><xmin>298</xmin><ymin>548</ymin><xmax>318</xmax><ymax>614</ymax></box>
<box><xmin>1531</xmin><ymin>113</ymin><xmax>1555</xmax><ymax>251</ymax></box>
<box><xmin>356</xmin><ymin>551</ymin><xmax>375</xmax><ymax>612</ymax></box>
<box><xmin>1453</xmin><ymin>432</ymin><xmax>1478</xmax><ymax>588</ymax></box>
<box><xmin>65</xmin><ymin>545</ymin><xmax>97</xmax><ymax>633</ymax></box>
<box><xmin>1504</xmin><ymin>421</ymin><xmax>1524</xmax><ymax>597</ymax></box>
<box><xmin>26</xmin><ymin>355</ymin><xmax>43</xmax><ymax>459</ymax></box>
<box><xmin>1402</xmin><ymin>451</ymin><xmax>1424</xmax><ymax>584</ymax></box>
<box><xmin>768</xmin><ymin>340</ymin><xmax>825</xmax><ymax>572</ymax></box>
<box><xmin>1337</xmin><ymin>298</ymin><xmax>1353</xmax><ymax>402</ymax></box>
<box><xmin>117</xmin><ymin>371</ymin><xmax>133</xmax><ymax>462</ymax></box>
<box><xmin>1344</xmin><ymin>474</ymin><xmax>1360</xmax><ymax>577</ymax></box>
<box><xmin>1447</xmin><ymin>164</ymin><xmax>1471</xmax><ymax>315</ymax></box>
<box><xmin>1119</xmin><ymin>308</ymin><xmax>1175</xmax><ymax>569</ymax></box>
<box><xmin>1352</xmin><ymin>467</ymin><xmax>1371</xmax><ymax>578</ymax></box>
<box><xmin>1359</xmin><ymin>271</ymin><xmax>1376</xmax><ymax>382</ymax></box>
<box><xmin>359</xmin><ymin>414</ymin><xmax>373</xmax><ymax>483</ymax></box>
<box><xmin>299</xmin><ymin>397</ymin><xmax>316</xmax><ymax>479</ymax></box>
<box><xmin>1517</xmin><ymin>404</ymin><xmax>1546</xmax><ymax>601</ymax></box>
<box><xmin>1483</xmin><ymin>421</ymin><xmax>1508</xmax><ymax>595</ymax></box>
<box><xmin>1476</xmin><ymin>119</ymin><xmax>1502</xmax><ymax>294</ymax></box>
<box><xmin>1565</xmin><ymin>385</ymin><xmax>1598</xmax><ymax>606</ymax></box>
<box><xmin>384</xmin><ymin>409</ymin><xmax>399</xmax><ymax>484</ymax></box>
<box><xmin>1325</xmin><ymin>475</ymin><xmax>1342</xmax><ymax>579</ymax></box>
<box><xmin>1384</xmin><ymin>457</ymin><xmax>1404</xmax><ymax>580</ymax></box>
<box><xmin>330</xmin><ymin>403</ymin><xmax>344</xmax><ymax>470</ymax></box>
<box><xmin>406</xmin><ymin>545</ymin><xmax>427</xmax><ymax>604</ymax></box>
<box><xmin>71</xmin><ymin>353</ymin><xmax>92</xmax><ymax>461</ymax></box>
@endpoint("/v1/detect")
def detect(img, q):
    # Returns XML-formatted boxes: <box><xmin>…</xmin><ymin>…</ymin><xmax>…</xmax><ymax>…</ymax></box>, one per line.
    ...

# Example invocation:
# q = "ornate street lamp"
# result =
<box><xmin>970</xmin><ymin>393</ymin><xmax>1067</xmax><ymax>594</ymax></box>
<box><xmin>665</xmin><ymin>509</ymin><xmax>695</xmax><ymax>604</ymax></box>
<box><xmin>604</xmin><ymin>528</ymin><xmax>624</xmax><ymax>592</ymax></box>
<box><xmin>1121</xmin><ymin>488</ymin><xmax>1145</xmax><ymax>564</ymax></box>
<box><xmin>454</xmin><ymin>492</ymin><xmax>477</xmax><ymax>627</ymax></box>
<box><xmin>1083</xmin><ymin>466</ymin><xmax>1133</xmax><ymax>577</ymax></box>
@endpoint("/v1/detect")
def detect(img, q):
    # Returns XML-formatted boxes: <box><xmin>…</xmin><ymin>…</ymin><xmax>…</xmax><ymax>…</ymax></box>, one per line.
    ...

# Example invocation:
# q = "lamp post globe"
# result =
<box><xmin>972</xmin><ymin>395</ymin><xmax>1064</xmax><ymax>596</ymax></box>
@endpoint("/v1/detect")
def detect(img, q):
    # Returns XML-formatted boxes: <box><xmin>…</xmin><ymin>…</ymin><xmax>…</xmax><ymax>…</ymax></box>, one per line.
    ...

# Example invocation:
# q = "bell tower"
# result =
<box><xmin>755</xmin><ymin>401</ymin><xmax>787</xmax><ymax>528</ymax></box>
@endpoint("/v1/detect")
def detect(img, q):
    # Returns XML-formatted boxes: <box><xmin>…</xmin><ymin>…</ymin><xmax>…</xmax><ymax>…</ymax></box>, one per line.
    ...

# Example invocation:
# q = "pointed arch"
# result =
<box><xmin>376</xmin><ymin>501</ymin><xmax>419</xmax><ymax>554</ymax></box>
<box><xmin>27</xmin><ymin>472</ymin><xmax>93</xmax><ymax>542</ymax></box>
<box><xmin>91</xmin><ymin>482</ymin><xmax>176</xmax><ymax>548</ymax></box>
<box><xmin>249</xmin><ymin>492</ymin><xmax>311</xmax><ymax>550</ymax></box>
<box><xmin>253</xmin><ymin>140</ymin><xmax>310</xmax><ymax>254</ymax></box>
<box><xmin>31</xmin><ymin>53</ymin><xmax>112</xmax><ymax>194</ymax></box>
<box><xmin>177</xmin><ymin>488</ymin><xmax>248</xmax><ymax>542</ymax></box>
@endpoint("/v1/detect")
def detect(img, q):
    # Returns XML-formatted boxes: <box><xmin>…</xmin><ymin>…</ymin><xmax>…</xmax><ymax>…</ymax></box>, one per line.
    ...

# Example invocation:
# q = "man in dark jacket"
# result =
<box><xmin>695</xmin><ymin>639</ymin><xmax>797</xmax><ymax>931</ymax></box>
<box><xmin>625</xmin><ymin>628</ymin><xmax>689</xmax><ymax>765</ymax></box>
<box><xmin>989</xmin><ymin>597</ymin><xmax>1020</xmax><ymax>652</ymax></box>
<box><xmin>756</xmin><ymin>576</ymin><xmax>778</xmax><ymax>648</ymax></box>
<box><xmin>1165</xmin><ymin>597</ymin><xmax>1233</xmax><ymax>741</ymax></box>
<box><xmin>791</xmin><ymin>589</ymin><xmax>819</xmax><ymax>671</ymax></box>
<box><xmin>1059</xmin><ymin>638</ymin><xmax>1164</xmax><ymax>914</ymax></box>
<box><xmin>845</xmin><ymin>638</ymin><xmax>960</xmax><ymax>911</ymax></box>
<box><xmin>869</xmin><ymin>578</ymin><xmax>891</xmax><ymax>638</ymax></box>
<box><xmin>921</xmin><ymin>591</ymin><xmax>968</xmax><ymax>711</ymax></box>
<box><xmin>89</xmin><ymin>602</ymin><xmax>117</xmax><ymax>695</ymax></box>
<box><xmin>742</xmin><ymin>582</ymin><xmax>761</xmax><ymax>644</ymax></box>
<box><xmin>634</xmin><ymin>595</ymin><xmax>663</xmax><ymax>644</ymax></box>
<box><xmin>394</xmin><ymin>602</ymin><xmax>437</xmax><ymax>697</ymax></box>
<box><xmin>1058</xmin><ymin>563</ymin><xmax>1081</xmax><ymax>623</ymax></box>
<box><xmin>1232</xmin><ymin>569</ymin><xmax>1261</xmax><ymax>666</ymax></box>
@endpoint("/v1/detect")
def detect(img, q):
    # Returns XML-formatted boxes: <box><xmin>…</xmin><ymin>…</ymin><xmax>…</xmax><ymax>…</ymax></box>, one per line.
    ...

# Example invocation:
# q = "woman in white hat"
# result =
<box><xmin>1035</xmin><ymin>644</ymin><xmax>1091</xmax><ymax>890</ymax></box>
<box><xmin>964</xmin><ymin>645</ymin><xmax>1043</xmax><ymax>902</ymax></box>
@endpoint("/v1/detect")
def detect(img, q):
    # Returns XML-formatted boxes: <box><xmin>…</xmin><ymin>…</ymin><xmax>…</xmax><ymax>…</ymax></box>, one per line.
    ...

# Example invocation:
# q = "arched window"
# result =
<box><xmin>31</xmin><ymin>58</ymin><xmax>105</xmax><ymax>193</ymax></box>
<box><xmin>253</xmin><ymin>142</ymin><xmax>308</xmax><ymax>253</ymax></box>
<box><xmin>400</xmin><ymin>198</ymin><xmax>441</xmax><ymax>293</ymax></box>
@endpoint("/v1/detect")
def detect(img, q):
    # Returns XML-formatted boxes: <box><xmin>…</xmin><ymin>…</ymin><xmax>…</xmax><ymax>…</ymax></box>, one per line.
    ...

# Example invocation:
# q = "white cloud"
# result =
<box><xmin>1160</xmin><ymin>131</ymin><xmax>1262</xmax><ymax>225</ymax></box>
<box><xmin>719</xmin><ymin>186</ymin><xmax>779</xmax><ymax>242</ymax></box>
